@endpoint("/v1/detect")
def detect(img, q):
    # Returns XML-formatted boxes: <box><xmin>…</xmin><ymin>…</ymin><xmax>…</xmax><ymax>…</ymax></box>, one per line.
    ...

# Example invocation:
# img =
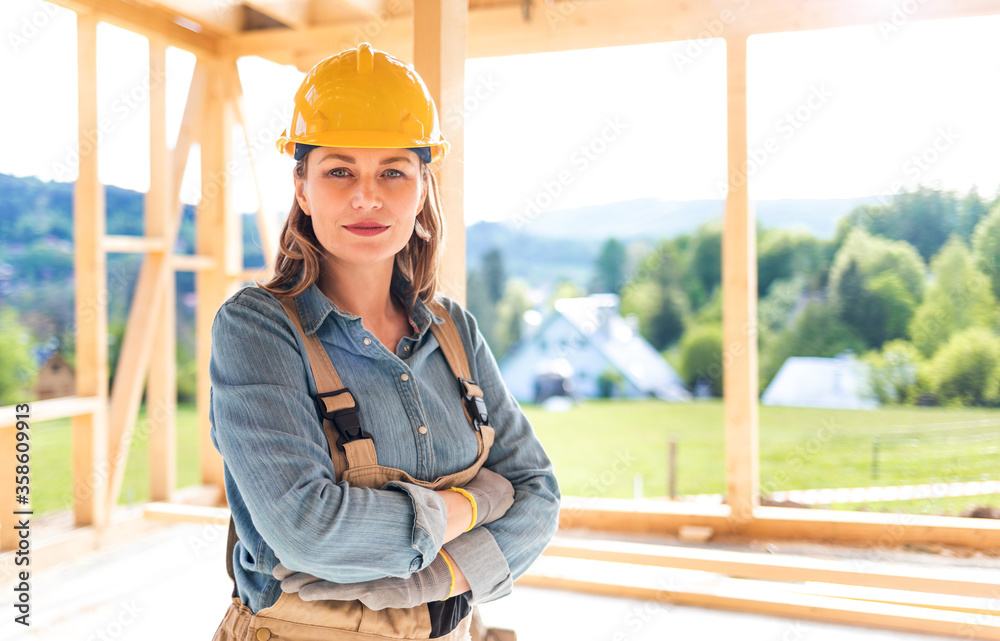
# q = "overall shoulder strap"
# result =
<box><xmin>426</xmin><ymin>298</ymin><xmax>490</xmax><ymax>431</ymax></box>
<box><xmin>276</xmin><ymin>296</ymin><xmax>377</xmax><ymax>470</ymax></box>
<box><xmin>225</xmin><ymin>294</ymin><xmax>378</xmax><ymax>598</ymax></box>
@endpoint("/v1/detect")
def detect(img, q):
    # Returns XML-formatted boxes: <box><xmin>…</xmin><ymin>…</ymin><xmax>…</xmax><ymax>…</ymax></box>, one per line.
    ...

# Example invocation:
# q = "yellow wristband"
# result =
<box><xmin>438</xmin><ymin>551</ymin><xmax>455</xmax><ymax>600</ymax></box>
<box><xmin>446</xmin><ymin>487</ymin><xmax>477</xmax><ymax>532</ymax></box>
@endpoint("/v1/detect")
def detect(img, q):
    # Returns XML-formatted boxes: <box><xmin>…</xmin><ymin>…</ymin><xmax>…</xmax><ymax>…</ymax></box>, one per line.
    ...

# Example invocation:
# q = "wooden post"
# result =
<box><xmin>148</xmin><ymin>39</ymin><xmax>177</xmax><ymax>502</ymax></box>
<box><xmin>413</xmin><ymin>0</ymin><xmax>468</xmax><ymax>305</ymax></box>
<box><xmin>722</xmin><ymin>33</ymin><xmax>759</xmax><ymax>530</ymax></box>
<box><xmin>72</xmin><ymin>12</ymin><xmax>109</xmax><ymax>530</ymax></box>
<box><xmin>0</xmin><ymin>423</ymin><xmax>17</xmax><ymax>550</ymax></box>
<box><xmin>197</xmin><ymin>57</ymin><xmax>240</xmax><ymax>489</ymax></box>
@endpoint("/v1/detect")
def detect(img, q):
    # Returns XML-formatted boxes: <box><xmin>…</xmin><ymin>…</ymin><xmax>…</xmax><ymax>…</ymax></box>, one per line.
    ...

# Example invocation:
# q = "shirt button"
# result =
<box><xmin>403</xmin><ymin>345</ymin><xmax>410</xmax><ymax>351</ymax></box>
<box><xmin>400</xmin><ymin>373</ymin><xmax>409</xmax><ymax>381</ymax></box>
<box><xmin>418</xmin><ymin>426</ymin><xmax>428</xmax><ymax>435</ymax></box>
<box><xmin>363</xmin><ymin>337</ymin><xmax>372</xmax><ymax>345</ymax></box>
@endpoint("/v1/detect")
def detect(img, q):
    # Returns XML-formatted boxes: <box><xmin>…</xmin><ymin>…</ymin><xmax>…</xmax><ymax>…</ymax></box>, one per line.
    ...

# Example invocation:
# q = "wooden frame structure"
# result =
<box><xmin>2</xmin><ymin>0</ymin><xmax>1000</xmax><ymax>635</ymax></box>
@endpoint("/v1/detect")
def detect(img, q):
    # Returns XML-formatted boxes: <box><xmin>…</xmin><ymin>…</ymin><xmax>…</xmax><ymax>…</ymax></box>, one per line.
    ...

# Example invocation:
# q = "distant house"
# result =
<box><xmin>35</xmin><ymin>352</ymin><xmax>75</xmax><ymax>400</ymax></box>
<box><xmin>762</xmin><ymin>353</ymin><xmax>877</xmax><ymax>410</ymax></box>
<box><xmin>498</xmin><ymin>293</ymin><xmax>690</xmax><ymax>403</ymax></box>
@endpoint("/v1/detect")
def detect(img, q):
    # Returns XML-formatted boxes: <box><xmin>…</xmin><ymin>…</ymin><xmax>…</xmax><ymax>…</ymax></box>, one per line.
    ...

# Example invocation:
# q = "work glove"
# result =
<box><xmin>272</xmin><ymin>551</ymin><xmax>456</xmax><ymax>610</ymax></box>
<box><xmin>448</xmin><ymin>466</ymin><xmax>516</xmax><ymax>530</ymax></box>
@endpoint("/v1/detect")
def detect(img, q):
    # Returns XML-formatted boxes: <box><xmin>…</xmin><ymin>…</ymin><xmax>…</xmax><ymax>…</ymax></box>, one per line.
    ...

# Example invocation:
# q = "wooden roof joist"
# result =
<box><xmin>229</xmin><ymin>0</ymin><xmax>1000</xmax><ymax>71</ymax></box>
<box><xmin>45</xmin><ymin>0</ymin><xmax>1000</xmax><ymax>67</ymax></box>
<box><xmin>49</xmin><ymin>0</ymin><xmax>224</xmax><ymax>57</ymax></box>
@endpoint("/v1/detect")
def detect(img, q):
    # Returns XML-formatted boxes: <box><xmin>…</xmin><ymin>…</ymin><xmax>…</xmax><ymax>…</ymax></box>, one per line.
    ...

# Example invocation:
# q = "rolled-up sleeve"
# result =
<box><xmin>209</xmin><ymin>291</ymin><xmax>448</xmax><ymax>582</ymax></box>
<box><xmin>442</xmin><ymin>302</ymin><xmax>561</xmax><ymax>604</ymax></box>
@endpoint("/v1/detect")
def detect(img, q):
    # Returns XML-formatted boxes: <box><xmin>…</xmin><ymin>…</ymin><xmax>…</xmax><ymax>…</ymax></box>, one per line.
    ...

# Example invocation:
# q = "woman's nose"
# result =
<box><xmin>351</xmin><ymin>174</ymin><xmax>382</xmax><ymax>210</ymax></box>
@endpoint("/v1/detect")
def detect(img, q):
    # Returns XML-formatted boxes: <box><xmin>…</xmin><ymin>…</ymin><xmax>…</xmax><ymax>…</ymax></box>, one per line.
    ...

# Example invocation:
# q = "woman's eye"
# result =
<box><xmin>384</xmin><ymin>168</ymin><xmax>406</xmax><ymax>178</ymax></box>
<box><xmin>328</xmin><ymin>168</ymin><xmax>351</xmax><ymax>177</ymax></box>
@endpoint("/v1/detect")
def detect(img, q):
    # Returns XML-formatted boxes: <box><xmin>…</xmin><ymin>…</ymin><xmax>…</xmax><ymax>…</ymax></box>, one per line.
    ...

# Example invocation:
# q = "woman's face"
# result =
<box><xmin>294</xmin><ymin>146</ymin><xmax>427</xmax><ymax>269</ymax></box>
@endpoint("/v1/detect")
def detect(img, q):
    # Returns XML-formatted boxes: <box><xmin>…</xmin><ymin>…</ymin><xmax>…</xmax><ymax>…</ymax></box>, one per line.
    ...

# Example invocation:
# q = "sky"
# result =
<box><xmin>1</xmin><ymin>1</ymin><xmax>999</xmax><ymax>226</ymax></box>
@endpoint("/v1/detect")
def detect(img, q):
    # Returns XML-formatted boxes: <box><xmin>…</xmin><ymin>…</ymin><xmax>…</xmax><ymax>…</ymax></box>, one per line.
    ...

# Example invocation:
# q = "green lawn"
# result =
<box><xmin>24</xmin><ymin>400</ymin><xmax>1000</xmax><ymax>518</ymax></box>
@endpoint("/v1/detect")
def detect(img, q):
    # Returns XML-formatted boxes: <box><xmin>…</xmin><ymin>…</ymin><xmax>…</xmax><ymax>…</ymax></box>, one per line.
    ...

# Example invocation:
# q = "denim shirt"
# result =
<box><xmin>208</xmin><ymin>270</ymin><xmax>561</xmax><ymax>614</ymax></box>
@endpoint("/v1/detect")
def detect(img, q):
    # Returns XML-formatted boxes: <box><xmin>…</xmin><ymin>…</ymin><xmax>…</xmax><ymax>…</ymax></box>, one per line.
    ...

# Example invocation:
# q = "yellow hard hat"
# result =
<box><xmin>276</xmin><ymin>42</ymin><xmax>450</xmax><ymax>164</ymax></box>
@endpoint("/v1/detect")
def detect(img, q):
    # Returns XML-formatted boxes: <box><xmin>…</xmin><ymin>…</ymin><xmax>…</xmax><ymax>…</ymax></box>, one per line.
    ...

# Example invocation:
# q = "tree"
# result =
<box><xmin>863</xmin><ymin>340</ymin><xmax>921</xmax><ymax>405</ymax></box>
<box><xmin>828</xmin><ymin>229</ymin><xmax>924</xmax><ymax>348</ymax></box>
<box><xmin>971</xmin><ymin>200</ymin><xmax>1000</xmax><ymax>299</ymax></box>
<box><xmin>927</xmin><ymin>328</ymin><xmax>1000</xmax><ymax>406</ymax></box>
<box><xmin>649</xmin><ymin>287</ymin><xmax>688</xmax><ymax>350</ymax></box>
<box><xmin>958</xmin><ymin>186</ymin><xmax>990</xmax><ymax>239</ymax></box>
<box><xmin>690</xmin><ymin>224</ymin><xmax>722</xmax><ymax>301</ymax></box>
<box><xmin>465</xmin><ymin>268</ymin><xmax>496</xmax><ymax>349</ymax></box>
<box><xmin>757</xmin><ymin>228</ymin><xmax>827</xmax><ymax>296</ymax></box>
<box><xmin>835</xmin><ymin>187</ymin><xmax>958</xmax><ymax>262</ymax></box>
<box><xmin>680</xmin><ymin>324</ymin><xmax>723</xmax><ymax>396</ymax></box>
<box><xmin>0</xmin><ymin>308</ymin><xmax>37</xmax><ymax>405</ymax></box>
<box><xmin>492</xmin><ymin>279</ymin><xmax>533</xmax><ymax>360</ymax></box>
<box><xmin>592</xmin><ymin>237</ymin><xmax>627</xmax><ymax>295</ymax></box>
<box><xmin>481</xmin><ymin>247</ymin><xmax>506</xmax><ymax>305</ymax></box>
<box><xmin>909</xmin><ymin>237</ymin><xmax>997</xmax><ymax>358</ymax></box>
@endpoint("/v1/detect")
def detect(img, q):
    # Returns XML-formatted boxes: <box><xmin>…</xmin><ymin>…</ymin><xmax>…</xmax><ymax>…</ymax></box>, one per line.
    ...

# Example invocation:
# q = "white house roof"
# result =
<box><xmin>553</xmin><ymin>295</ymin><xmax>689</xmax><ymax>400</ymax></box>
<box><xmin>762</xmin><ymin>355</ymin><xmax>877</xmax><ymax>410</ymax></box>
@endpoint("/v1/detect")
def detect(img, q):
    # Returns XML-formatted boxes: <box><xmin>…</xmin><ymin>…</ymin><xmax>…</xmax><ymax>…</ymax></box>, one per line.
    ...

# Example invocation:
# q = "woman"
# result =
<box><xmin>209</xmin><ymin>42</ymin><xmax>561</xmax><ymax>641</ymax></box>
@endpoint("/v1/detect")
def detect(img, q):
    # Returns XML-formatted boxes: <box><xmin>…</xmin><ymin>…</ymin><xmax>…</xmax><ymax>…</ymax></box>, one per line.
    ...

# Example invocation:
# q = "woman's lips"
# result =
<box><xmin>344</xmin><ymin>224</ymin><xmax>388</xmax><ymax>237</ymax></box>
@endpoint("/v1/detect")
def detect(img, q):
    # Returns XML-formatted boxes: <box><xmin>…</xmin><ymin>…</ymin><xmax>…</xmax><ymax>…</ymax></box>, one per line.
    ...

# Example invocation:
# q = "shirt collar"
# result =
<box><xmin>292</xmin><ymin>270</ymin><xmax>446</xmax><ymax>337</ymax></box>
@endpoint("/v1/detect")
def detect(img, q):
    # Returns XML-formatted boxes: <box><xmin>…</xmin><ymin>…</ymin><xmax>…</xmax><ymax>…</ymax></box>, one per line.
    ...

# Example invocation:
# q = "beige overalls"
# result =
<box><xmin>211</xmin><ymin>295</ymin><xmax>511</xmax><ymax>641</ymax></box>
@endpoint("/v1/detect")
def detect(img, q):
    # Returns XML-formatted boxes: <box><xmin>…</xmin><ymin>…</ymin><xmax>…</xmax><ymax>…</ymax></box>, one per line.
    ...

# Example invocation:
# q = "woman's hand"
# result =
<box><xmin>272</xmin><ymin>549</ymin><xmax>469</xmax><ymax>609</ymax></box>
<box><xmin>435</xmin><ymin>467</ymin><xmax>515</xmax><ymax>543</ymax></box>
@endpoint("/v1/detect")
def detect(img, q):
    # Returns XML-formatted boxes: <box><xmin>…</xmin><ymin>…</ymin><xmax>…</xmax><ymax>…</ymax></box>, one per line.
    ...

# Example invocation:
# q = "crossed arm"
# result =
<box><xmin>210</xmin><ymin>291</ymin><xmax>560</xmax><ymax>606</ymax></box>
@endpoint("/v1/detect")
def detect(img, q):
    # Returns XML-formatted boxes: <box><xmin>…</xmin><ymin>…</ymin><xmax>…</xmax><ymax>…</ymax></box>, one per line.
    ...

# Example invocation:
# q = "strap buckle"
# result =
<box><xmin>315</xmin><ymin>388</ymin><xmax>373</xmax><ymax>452</ymax></box>
<box><xmin>457</xmin><ymin>376</ymin><xmax>488</xmax><ymax>431</ymax></box>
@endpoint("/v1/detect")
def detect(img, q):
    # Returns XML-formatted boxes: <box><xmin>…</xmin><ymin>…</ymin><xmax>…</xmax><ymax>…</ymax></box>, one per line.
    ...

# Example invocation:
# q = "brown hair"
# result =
<box><xmin>256</xmin><ymin>151</ymin><xmax>446</xmax><ymax>318</ymax></box>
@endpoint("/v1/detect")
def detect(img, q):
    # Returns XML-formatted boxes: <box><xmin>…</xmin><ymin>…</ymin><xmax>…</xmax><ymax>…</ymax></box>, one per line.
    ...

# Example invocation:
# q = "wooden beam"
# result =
<box><xmin>144</xmin><ymin>502</ymin><xmax>231</xmax><ymax>525</ymax></box>
<box><xmin>197</xmin><ymin>58</ymin><xmax>242</xmax><ymax>491</ymax></box>
<box><xmin>310</xmin><ymin>0</ymin><xmax>384</xmax><ymax>23</ymax></box>
<box><xmin>172</xmin><ymin>254</ymin><xmax>218</xmax><ymax>272</ymax></box>
<box><xmin>557</xmin><ymin>498</ymin><xmax>1000</xmax><ymax>550</ymax></box>
<box><xmin>232</xmin><ymin>0</ymin><xmax>1000</xmax><ymax>69</ymax></box>
<box><xmin>542</xmin><ymin>537</ymin><xmax>1000</xmax><ymax>598</ymax></box>
<box><xmin>516</xmin><ymin>569</ymin><xmax>1000</xmax><ymax>640</ymax></box>
<box><xmin>722</xmin><ymin>33</ymin><xmax>759</xmax><ymax>528</ymax></box>
<box><xmin>244</xmin><ymin>0</ymin><xmax>310</xmax><ymax>30</ymax></box>
<box><xmin>71</xmin><ymin>12</ymin><xmax>109</xmax><ymax>535</ymax></box>
<box><xmin>148</xmin><ymin>39</ymin><xmax>177</xmax><ymax>503</ymax></box>
<box><xmin>48</xmin><ymin>0</ymin><xmax>222</xmax><ymax>59</ymax></box>
<box><xmin>0</xmin><ymin>485</ymin><xmax>221</xmax><ymax>574</ymax></box>
<box><xmin>102</xmin><ymin>235</ymin><xmax>168</xmax><ymax>253</ymax></box>
<box><xmin>101</xmin><ymin>57</ymin><xmax>209</xmax><ymax>524</ymax></box>
<box><xmin>0</xmin><ymin>397</ymin><xmax>103</xmax><ymax>429</ymax></box>
<box><xmin>0</xmin><ymin>416</ymin><xmax>19</xmax><ymax>551</ymax></box>
<box><xmin>414</xmin><ymin>0</ymin><xmax>467</xmax><ymax>304</ymax></box>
